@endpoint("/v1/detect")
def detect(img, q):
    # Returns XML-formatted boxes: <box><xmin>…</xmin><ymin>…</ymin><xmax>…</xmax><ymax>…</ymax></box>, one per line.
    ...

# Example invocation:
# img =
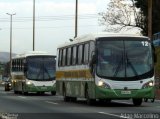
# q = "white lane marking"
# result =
<box><xmin>113</xmin><ymin>101</ymin><xmax>132</xmax><ymax>105</ymax></box>
<box><xmin>18</xmin><ymin>96</ymin><xmax>26</xmax><ymax>99</ymax></box>
<box><xmin>98</xmin><ymin>112</ymin><xmax>128</xmax><ymax>119</ymax></box>
<box><xmin>1</xmin><ymin>92</ymin><xmax>6</xmax><ymax>94</ymax></box>
<box><xmin>1</xmin><ymin>91</ymin><xmax>13</xmax><ymax>94</ymax></box>
<box><xmin>45</xmin><ymin>101</ymin><xmax>58</xmax><ymax>105</ymax></box>
<box><xmin>155</xmin><ymin>100</ymin><xmax>160</xmax><ymax>103</ymax></box>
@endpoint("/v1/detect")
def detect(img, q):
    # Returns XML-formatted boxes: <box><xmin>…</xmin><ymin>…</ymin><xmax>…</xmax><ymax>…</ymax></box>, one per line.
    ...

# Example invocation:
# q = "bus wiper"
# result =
<box><xmin>126</xmin><ymin>53</ymin><xmax>139</xmax><ymax>77</ymax></box>
<box><xmin>44</xmin><ymin>67</ymin><xmax>51</xmax><ymax>79</ymax></box>
<box><xmin>113</xmin><ymin>52</ymin><xmax>123</xmax><ymax>77</ymax></box>
<box><xmin>36</xmin><ymin>64</ymin><xmax>43</xmax><ymax>80</ymax></box>
<box><xmin>36</xmin><ymin>68</ymin><xmax>42</xmax><ymax>79</ymax></box>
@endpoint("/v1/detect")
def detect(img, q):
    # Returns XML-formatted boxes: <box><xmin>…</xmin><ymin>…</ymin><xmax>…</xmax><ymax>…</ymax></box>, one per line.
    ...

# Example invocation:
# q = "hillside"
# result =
<box><xmin>0</xmin><ymin>52</ymin><xmax>16</xmax><ymax>63</ymax></box>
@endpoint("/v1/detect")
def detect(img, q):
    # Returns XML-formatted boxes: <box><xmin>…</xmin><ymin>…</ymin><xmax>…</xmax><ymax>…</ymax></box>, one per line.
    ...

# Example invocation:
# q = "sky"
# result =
<box><xmin>0</xmin><ymin>0</ymin><xmax>109</xmax><ymax>55</ymax></box>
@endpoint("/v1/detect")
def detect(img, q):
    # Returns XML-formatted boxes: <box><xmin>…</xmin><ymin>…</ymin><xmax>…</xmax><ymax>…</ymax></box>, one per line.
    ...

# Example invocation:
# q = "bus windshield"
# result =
<box><xmin>96</xmin><ymin>37</ymin><xmax>154</xmax><ymax>81</ymax></box>
<box><xmin>26</xmin><ymin>56</ymin><xmax>56</xmax><ymax>81</ymax></box>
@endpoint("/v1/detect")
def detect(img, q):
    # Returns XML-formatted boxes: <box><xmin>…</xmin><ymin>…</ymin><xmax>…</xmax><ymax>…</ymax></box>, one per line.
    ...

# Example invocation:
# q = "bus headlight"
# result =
<box><xmin>97</xmin><ymin>81</ymin><xmax>111</xmax><ymax>89</ymax></box>
<box><xmin>149</xmin><ymin>82</ymin><xmax>153</xmax><ymax>86</ymax></box>
<box><xmin>52</xmin><ymin>80</ymin><xmax>56</xmax><ymax>84</ymax></box>
<box><xmin>27</xmin><ymin>81</ymin><xmax>32</xmax><ymax>85</ymax></box>
<box><xmin>142</xmin><ymin>81</ymin><xmax>154</xmax><ymax>89</ymax></box>
<box><xmin>98</xmin><ymin>81</ymin><xmax>103</xmax><ymax>86</ymax></box>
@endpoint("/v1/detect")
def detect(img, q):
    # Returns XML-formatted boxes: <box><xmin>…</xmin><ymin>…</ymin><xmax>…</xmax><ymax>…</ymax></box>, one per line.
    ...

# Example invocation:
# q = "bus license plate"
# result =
<box><xmin>121</xmin><ymin>90</ymin><xmax>131</xmax><ymax>94</ymax></box>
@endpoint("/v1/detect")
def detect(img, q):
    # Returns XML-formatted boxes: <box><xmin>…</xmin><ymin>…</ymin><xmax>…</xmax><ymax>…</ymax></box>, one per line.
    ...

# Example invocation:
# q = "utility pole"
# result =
<box><xmin>6</xmin><ymin>13</ymin><xmax>16</xmax><ymax>77</ymax></box>
<box><xmin>75</xmin><ymin>0</ymin><xmax>78</xmax><ymax>38</ymax></box>
<box><xmin>33</xmin><ymin>0</ymin><xmax>35</xmax><ymax>51</ymax></box>
<box><xmin>148</xmin><ymin>0</ymin><xmax>152</xmax><ymax>39</ymax></box>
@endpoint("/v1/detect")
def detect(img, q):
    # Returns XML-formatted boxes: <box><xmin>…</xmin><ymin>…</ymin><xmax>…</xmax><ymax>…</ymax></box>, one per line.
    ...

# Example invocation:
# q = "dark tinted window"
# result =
<box><xmin>89</xmin><ymin>41</ymin><xmax>95</xmax><ymax>62</ymax></box>
<box><xmin>84</xmin><ymin>43</ymin><xmax>89</xmax><ymax>64</ymax></box>
<box><xmin>58</xmin><ymin>50</ymin><xmax>62</xmax><ymax>66</ymax></box>
<box><xmin>67</xmin><ymin>47</ymin><xmax>71</xmax><ymax>65</ymax></box>
<box><xmin>78</xmin><ymin>45</ymin><xmax>83</xmax><ymax>64</ymax></box>
<box><xmin>73</xmin><ymin>46</ymin><xmax>77</xmax><ymax>65</ymax></box>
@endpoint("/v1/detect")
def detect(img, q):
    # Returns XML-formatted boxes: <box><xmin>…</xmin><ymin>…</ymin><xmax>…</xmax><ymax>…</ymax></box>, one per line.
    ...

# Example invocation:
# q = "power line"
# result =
<box><xmin>1</xmin><ymin>24</ymin><xmax>99</xmax><ymax>30</ymax></box>
<box><xmin>0</xmin><ymin>14</ymin><xmax>99</xmax><ymax>22</ymax></box>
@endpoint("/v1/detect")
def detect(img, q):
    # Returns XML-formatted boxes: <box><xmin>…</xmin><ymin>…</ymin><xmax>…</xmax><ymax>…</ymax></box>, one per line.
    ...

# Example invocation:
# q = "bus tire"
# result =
<box><xmin>22</xmin><ymin>90</ymin><xmax>28</xmax><ymax>95</ymax></box>
<box><xmin>105</xmin><ymin>99</ymin><xmax>111</xmax><ymax>103</ymax></box>
<box><xmin>133</xmin><ymin>98</ymin><xmax>142</xmax><ymax>106</ymax></box>
<box><xmin>70</xmin><ymin>97</ymin><xmax>77</xmax><ymax>102</ymax></box>
<box><xmin>144</xmin><ymin>98</ymin><xmax>148</xmax><ymax>102</ymax></box>
<box><xmin>5</xmin><ymin>86</ymin><xmax>9</xmax><ymax>91</ymax></box>
<box><xmin>23</xmin><ymin>92</ymin><xmax>28</xmax><ymax>95</ymax></box>
<box><xmin>22</xmin><ymin>84</ymin><xmax>28</xmax><ymax>95</ymax></box>
<box><xmin>37</xmin><ymin>92</ymin><xmax>44</xmax><ymax>95</ymax></box>
<box><xmin>51</xmin><ymin>91</ymin><xmax>56</xmax><ymax>95</ymax></box>
<box><xmin>99</xmin><ymin>99</ymin><xmax>105</xmax><ymax>104</ymax></box>
<box><xmin>41</xmin><ymin>92</ymin><xmax>45</xmax><ymax>94</ymax></box>
<box><xmin>14</xmin><ymin>90</ymin><xmax>18</xmax><ymax>94</ymax></box>
<box><xmin>151</xmin><ymin>98</ymin><xmax>155</xmax><ymax>103</ymax></box>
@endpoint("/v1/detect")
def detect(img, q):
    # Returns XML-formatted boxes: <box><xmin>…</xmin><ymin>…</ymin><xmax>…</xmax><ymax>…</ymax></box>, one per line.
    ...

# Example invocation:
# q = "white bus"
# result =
<box><xmin>11</xmin><ymin>51</ymin><xmax>56</xmax><ymax>95</ymax></box>
<box><xmin>56</xmin><ymin>33</ymin><xmax>156</xmax><ymax>106</ymax></box>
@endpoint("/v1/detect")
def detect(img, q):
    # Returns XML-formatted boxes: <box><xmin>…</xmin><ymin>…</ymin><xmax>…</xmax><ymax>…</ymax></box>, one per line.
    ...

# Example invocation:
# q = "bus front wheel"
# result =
<box><xmin>85</xmin><ymin>88</ymin><xmax>95</xmax><ymax>105</ymax></box>
<box><xmin>133</xmin><ymin>98</ymin><xmax>142</xmax><ymax>106</ymax></box>
<box><xmin>14</xmin><ymin>90</ymin><xmax>18</xmax><ymax>94</ymax></box>
<box><xmin>51</xmin><ymin>91</ymin><xmax>56</xmax><ymax>95</ymax></box>
<box><xmin>22</xmin><ymin>84</ymin><xmax>28</xmax><ymax>95</ymax></box>
<box><xmin>144</xmin><ymin>98</ymin><xmax>148</xmax><ymax>102</ymax></box>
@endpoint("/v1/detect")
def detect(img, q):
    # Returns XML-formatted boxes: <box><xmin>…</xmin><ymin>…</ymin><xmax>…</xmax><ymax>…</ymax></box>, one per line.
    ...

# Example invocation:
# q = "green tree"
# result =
<box><xmin>134</xmin><ymin>0</ymin><xmax>160</xmax><ymax>35</ymax></box>
<box><xmin>135</xmin><ymin>0</ymin><xmax>160</xmax><ymax>78</ymax></box>
<box><xmin>99</xmin><ymin>0</ymin><xmax>160</xmax><ymax>35</ymax></box>
<box><xmin>99</xmin><ymin>0</ymin><xmax>143</xmax><ymax>33</ymax></box>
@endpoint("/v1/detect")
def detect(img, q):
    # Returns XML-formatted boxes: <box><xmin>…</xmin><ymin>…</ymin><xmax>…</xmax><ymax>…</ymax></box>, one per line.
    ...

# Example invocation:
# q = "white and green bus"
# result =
<box><xmin>11</xmin><ymin>51</ymin><xmax>56</xmax><ymax>95</ymax></box>
<box><xmin>56</xmin><ymin>33</ymin><xmax>156</xmax><ymax>106</ymax></box>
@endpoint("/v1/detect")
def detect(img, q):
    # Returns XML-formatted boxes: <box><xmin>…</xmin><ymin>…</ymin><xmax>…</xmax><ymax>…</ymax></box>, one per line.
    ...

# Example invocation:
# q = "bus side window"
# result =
<box><xmin>72</xmin><ymin>46</ymin><xmax>77</xmax><ymax>65</ymax></box>
<box><xmin>12</xmin><ymin>60</ymin><xmax>15</xmax><ymax>71</ymax></box>
<box><xmin>67</xmin><ymin>47</ymin><xmax>71</xmax><ymax>66</ymax></box>
<box><xmin>70</xmin><ymin>47</ymin><xmax>73</xmax><ymax>65</ymax></box>
<box><xmin>19</xmin><ymin>59</ymin><xmax>22</xmax><ymax>71</ymax></box>
<box><xmin>78</xmin><ymin>44</ymin><xmax>83</xmax><ymax>65</ymax></box>
<box><xmin>62</xmin><ymin>49</ymin><xmax>66</xmax><ymax>66</ymax></box>
<box><xmin>58</xmin><ymin>49</ymin><xmax>62</xmax><ymax>67</ymax></box>
<box><xmin>89</xmin><ymin>41</ymin><xmax>95</xmax><ymax>62</ymax></box>
<box><xmin>15</xmin><ymin>60</ymin><xmax>17</xmax><ymax>71</ymax></box>
<box><xmin>65</xmin><ymin>48</ymin><xmax>68</xmax><ymax>66</ymax></box>
<box><xmin>84</xmin><ymin>43</ymin><xmax>89</xmax><ymax>64</ymax></box>
<box><xmin>82</xmin><ymin>44</ymin><xmax>85</xmax><ymax>64</ymax></box>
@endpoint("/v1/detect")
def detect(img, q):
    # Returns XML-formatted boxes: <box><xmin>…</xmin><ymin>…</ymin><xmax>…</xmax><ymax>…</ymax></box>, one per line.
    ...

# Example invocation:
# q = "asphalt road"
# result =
<box><xmin>0</xmin><ymin>86</ymin><xmax>160</xmax><ymax>119</ymax></box>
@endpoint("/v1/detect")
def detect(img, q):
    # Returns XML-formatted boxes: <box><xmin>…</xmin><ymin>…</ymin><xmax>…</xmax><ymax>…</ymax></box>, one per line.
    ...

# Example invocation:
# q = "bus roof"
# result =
<box><xmin>12</xmin><ymin>51</ymin><xmax>55</xmax><ymax>59</ymax></box>
<box><xmin>57</xmin><ymin>32</ymin><xmax>148</xmax><ymax>48</ymax></box>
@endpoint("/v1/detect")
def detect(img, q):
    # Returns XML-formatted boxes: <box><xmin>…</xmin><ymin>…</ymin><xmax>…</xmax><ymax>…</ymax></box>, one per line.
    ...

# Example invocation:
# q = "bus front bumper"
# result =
<box><xmin>25</xmin><ymin>84</ymin><xmax>56</xmax><ymax>92</ymax></box>
<box><xmin>95</xmin><ymin>86</ymin><xmax>155</xmax><ymax>99</ymax></box>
